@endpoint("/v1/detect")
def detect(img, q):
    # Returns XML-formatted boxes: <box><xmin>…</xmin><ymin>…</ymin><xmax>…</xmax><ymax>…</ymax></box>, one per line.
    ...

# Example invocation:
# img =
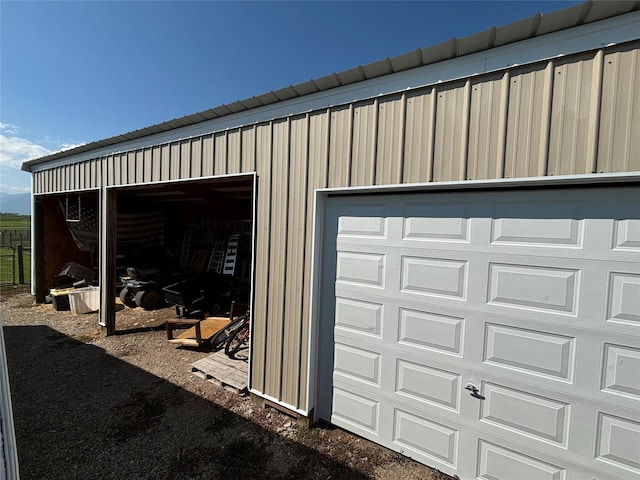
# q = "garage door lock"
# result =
<box><xmin>464</xmin><ymin>383</ymin><xmax>485</xmax><ymax>400</ymax></box>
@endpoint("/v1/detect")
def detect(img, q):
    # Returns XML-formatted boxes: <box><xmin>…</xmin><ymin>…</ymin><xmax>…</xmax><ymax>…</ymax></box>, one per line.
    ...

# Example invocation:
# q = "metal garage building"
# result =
<box><xmin>22</xmin><ymin>2</ymin><xmax>640</xmax><ymax>479</ymax></box>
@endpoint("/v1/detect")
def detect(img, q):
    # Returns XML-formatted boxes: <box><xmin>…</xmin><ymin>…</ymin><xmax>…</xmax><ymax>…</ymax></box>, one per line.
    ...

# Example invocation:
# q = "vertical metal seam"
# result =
<box><xmin>249</xmin><ymin>127</ymin><xmax>259</xmax><ymax>393</ymax></box>
<box><xmin>622</xmin><ymin>48</ymin><xmax>637</xmax><ymax>168</ymax></box>
<box><xmin>498</xmin><ymin>71</ymin><xmax>510</xmax><ymax>178</ymax></box>
<box><xmin>296</xmin><ymin>112</ymin><xmax>312</xmax><ymax>408</ymax></box>
<box><xmin>372</xmin><ymin>98</ymin><xmax>380</xmax><ymax>185</ymax></box>
<box><xmin>324</xmin><ymin>109</ymin><xmax>331</xmax><ymax>189</ymax></box>
<box><xmin>428</xmin><ymin>86</ymin><xmax>437</xmax><ymax>182</ymax></box>
<box><xmin>225</xmin><ymin>131</ymin><xmax>230</xmax><ymax>174</ymax></box>
<box><xmin>212</xmin><ymin>132</ymin><xmax>217</xmax><ymax>176</ymax></box>
<box><xmin>553</xmin><ymin>62</ymin><xmax>567</xmax><ymax>175</ymax></box>
<box><xmin>539</xmin><ymin>60</ymin><xmax>555</xmax><ymax>177</ymax></box>
<box><xmin>186</xmin><ymin>140</ymin><xmax>192</xmax><ymax>179</ymax></box>
<box><xmin>468</xmin><ymin>82</ymin><xmax>480</xmax><ymax>180</ymax></box>
<box><xmin>138</xmin><ymin>147</ymin><xmax>142</xmax><ymax>183</ymax></box>
<box><xmin>398</xmin><ymin>93</ymin><xmax>407</xmax><ymax>183</ymax></box>
<box><xmin>265</xmin><ymin>120</ymin><xmax>277</xmax><ymax>397</ymax></box>
<box><xmin>347</xmin><ymin>104</ymin><xmax>354</xmax><ymax>186</ymax></box>
<box><xmin>277</xmin><ymin>118</ymin><xmax>292</xmax><ymax>401</ymax></box>
<box><xmin>570</xmin><ymin>63</ymin><xmax>582</xmax><ymax>173</ymax></box>
<box><xmin>260</xmin><ymin>121</ymin><xmax>274</xmax><ymax>394</ymax></box>
<box><xmin>199</xmin><ymin>136</ymin><xmax>204</xmax><ymax>177</ymax></box>
<box><xmin>507</xmin><ymin>73</ymin><xmax>521</xmax><ymax>178</ymax></box>
<box><xmin>238</xmin><ymin>128</ymin><xmax>244</xmax><ymax>173</ymax></box>
<box><xmin>604</xmin><ymin>50</ymin><xmax>619</xmax><ymax>172</ymax></box>
<box><xmin>589</xmin><ymin>49</ymin><xmax>604</xmax><ymax>174</ymax></box>
<box><xmin>461</xmin><ymin>80</ymin><xmax>472</xmax><ymax>181</ymax></box>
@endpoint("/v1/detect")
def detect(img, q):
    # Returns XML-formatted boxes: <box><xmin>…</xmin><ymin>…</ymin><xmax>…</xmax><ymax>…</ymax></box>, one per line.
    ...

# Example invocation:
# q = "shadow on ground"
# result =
<box><xmin>4</xmin><ymin>325</ymin><xmax>368</xmax><ymax>480</ymax></box>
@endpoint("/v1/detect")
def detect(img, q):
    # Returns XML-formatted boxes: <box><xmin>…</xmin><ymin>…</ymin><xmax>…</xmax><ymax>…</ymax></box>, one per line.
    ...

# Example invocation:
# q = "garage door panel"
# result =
<box><xmin>601</xmin><ymin>343</ymin><xmax>640</xmax><ymax>400</ymax></box>
<box><xmin>400</xmin><ymin>256</ymin><xmax>468</xmax><ymax>299</ymax></box>
<box><xmin>395</xmin><ymin>358</ymin><xmax>461</xmax><ymax>412</ymax></box>
<box><xmin>612</xmin><ymin>216</ymin><xmax>640</xmax><ymax>252</ymax></box>
<box><xmin>333</xmin><ymin>342</ymin><xmax>381</xmax><ymax>386</ymax></box>
<box><xmin>483</xmin><ymin>322</ymin><xmax>576</xmax><ymax>383</ymax></box>
<box><xmin>392</xmin><ymin>408</ymin><xmax>459</xmax><ymax>469</ymax></box>
<box><xmin>472</xmin><ymin>396</ymin><xmax>635</xmax><ymax>479</ymax></box>
<box><xmin>334</xmin><ymin>300</ymin><xmax>471</xmax><ymax>365</ymax></box>
<box><xmin>398</xmin><ymin>307</ymin><xmax>465</xmax><ymax>357</ymax></box>
<box><xmin>335</xmin><ymin>296</ymin><xmax>383</xmax><ymax>338</ymax></box>
<box><xmin>611</xmin><ymin>197</ymin><xmax>640</xmax><ymax>252</ymax></box>
<box><xmin>401</xmin><ymin>201</ymin><xmax>472</xmax><ymax>243</ymax></box>
<box><xmin>477</xmin><ymin>440</ymin><xmax>567</xmax><ymax>480</ymax></box>
<box><xmin>331</xmin><ymin>386</ymin><xmax>380</xmax><ymax>434</ymax></box>
<box><xmin>595</xmin><ymin>413</ymin><xmax>640</xmax><ymax>475</ymax></box>
<box><xmin>335</xmin><ymin>250</ymin><xmax>386</xmax><ymax>287</ymax></box>
<box><xmin>336</xmin><ymin>204</ymin><xmax>389</xmax><ymax>238</ymax></box>
<box><xmin>320</xmin><ymin>186</ymin><xmax>640</xmax><ymax>480</ymax></box>
<box><xmin>490</xmin><ymin>200</ymin><xmax>585</xmax><ymax>248</ymax></box>
<box><xmin>468</xmin><ymin>332</ymin><xmax>640</xmax><ymax>414</ymax></box>
<box><xmin>479</xmin><ymin>381</ymin><xmax>570</xmax><ymax>447</ymax></box>
<box><xmin>487</xmin><ymin>262</ymin><xmax>580</xmax><ymax>315</ymax></box>
<box><xmin>606</xmin><ymin>271</ymin><xmax>640</xmax><ymax>327</ymax></box>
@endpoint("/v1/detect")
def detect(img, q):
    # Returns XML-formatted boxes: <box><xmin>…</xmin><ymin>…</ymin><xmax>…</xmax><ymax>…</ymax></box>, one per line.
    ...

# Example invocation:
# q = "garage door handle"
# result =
<box><xmin>465</xmin><ymin>383</ymin><xmax>485</xmax><ymax>400</ymax></box>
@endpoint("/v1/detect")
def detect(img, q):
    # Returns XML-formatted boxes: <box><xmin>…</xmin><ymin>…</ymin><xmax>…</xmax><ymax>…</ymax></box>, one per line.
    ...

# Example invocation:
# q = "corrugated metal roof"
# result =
<box><xmin>22</xmin><ymin>0</ymin><xmax>640</xmax><ymax>171</ymax></box>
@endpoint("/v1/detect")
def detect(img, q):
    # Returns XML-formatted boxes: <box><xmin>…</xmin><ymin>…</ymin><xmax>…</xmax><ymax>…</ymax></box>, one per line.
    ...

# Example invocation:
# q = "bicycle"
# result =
<box><xmin>224</xmin><ymin>313</ymin><xmax>250</xmax><ymax>359</ymax></box>
<box><xmin>208</xmin><ymin>312</ymin><xmax>246</xmax><ymax>350</ymax></box>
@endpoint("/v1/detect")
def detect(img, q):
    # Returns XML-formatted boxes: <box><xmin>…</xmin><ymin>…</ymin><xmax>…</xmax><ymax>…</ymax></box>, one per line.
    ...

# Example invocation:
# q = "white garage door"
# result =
<box><xmin>316</xmin><ymin>186</ymin><xmax>640</xmax><ymax>480</ymax></box>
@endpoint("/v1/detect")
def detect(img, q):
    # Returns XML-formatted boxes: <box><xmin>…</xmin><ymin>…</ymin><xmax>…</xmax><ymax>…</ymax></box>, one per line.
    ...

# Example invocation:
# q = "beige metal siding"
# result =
<box><xmin>251</xmin><ymin>122</ymin><xmax>273</xmax><ymax>395</ymax></box>
<box><xmin>265</xmin><ymin>119</ymin><xmax>289</xmax><ymax>400</ymax></box>
<box><xmin>433</xmin><ymin>81</ymin><xmax>469</xmax><ymax>181</ymax></box>
<box><xmin>598</xmin><ymin>43</ymin><xmax>640</xmax><ymax>172</ymax></box>
<box><xmin>241</xmin><ymin>126</ymin><xmax>256</xmax><ymax>172</ymax></box>
<box><xmin>376</xmin><ymin>95</ymin><xmax>405</xmax><ymax>185</ymax></box>
<box><xmin>214</xmin><ymin>133</ymin><xmax>227</xmax><ymax>175</ymax></box>
<box><xmin>351</xmin><ymin>100</ymin><xmax>376</xmax><ymax>186</ymax></box>
<box><xmin>328</xmin><ymin>106</ymin><xmax>352</xmax><ymax>188</ymax></box>
<box><xmin>140</xmin><ymin>149</ymin><xmax>151</xmax><ymax>183</ymax></box>
<box><xmin>403</xmin><ymin>89</ymin><xmax>435</xmax><ymax>183</ymax></box>
<box><xmin>30</xmin><ymin>42</ymin><xmax>640</xmax><ymax>414</ymax></box>
<box><xmin>202</xmin><ymin>134</ymin><xmax>214</xmax><ymax>176</ymax></box>
<box><xmin>300</xmin><ymin>110</ymin><xmax>330</xmax><ymax>409</ymax></box>
<box><xmin>504</xmin><ymin>63</ymin><xmax>553</xmax><ymax>178</ymax></box>
<box><xmin>282</xmin><ymin>115</ymin><xmax>309</xmax><ymax>408</ymax></box>
<box><xmin>548</xmin><ymin>52</ymin><xmax>599</xmax><ymax>175</ymax></box>
<box><xmin>467</xmin><ymin>73</ymin><xmax>509</xmax><ymax>180</ymax></box>
<box><xmin>160</xmin><ymin>144</ymin><xmax>171</xmax><ymax>181</ymax></box>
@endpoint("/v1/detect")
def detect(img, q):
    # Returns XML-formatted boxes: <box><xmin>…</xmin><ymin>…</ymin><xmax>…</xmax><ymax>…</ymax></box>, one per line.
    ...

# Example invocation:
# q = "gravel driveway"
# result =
<box><xmin>1</xmin><ymin>286</ymin><xmax>452</xmax><ymax>480</ymax></box>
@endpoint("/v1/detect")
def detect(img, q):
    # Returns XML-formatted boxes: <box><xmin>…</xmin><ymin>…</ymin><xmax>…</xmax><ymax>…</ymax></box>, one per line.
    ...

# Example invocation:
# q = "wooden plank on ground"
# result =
<box><xmin>168</xmin><ymin>317</ymin><xmax>230</xmax><ymax>345</ymax></box>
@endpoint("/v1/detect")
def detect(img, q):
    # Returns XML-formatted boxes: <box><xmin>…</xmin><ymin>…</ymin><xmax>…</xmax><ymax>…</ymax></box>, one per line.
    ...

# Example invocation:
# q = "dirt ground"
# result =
<box><xmin>1</xmin><ymin>286</ymin><xmax>453</xmax><ymax>480</ymax></box>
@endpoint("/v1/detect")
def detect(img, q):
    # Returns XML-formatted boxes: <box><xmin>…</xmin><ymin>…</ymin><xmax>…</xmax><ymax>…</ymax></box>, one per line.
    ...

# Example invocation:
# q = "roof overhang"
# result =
<box><xmin>21</xmin><ymin>1</ymin><xmax>640</xmax><ymax>173</ymax></box>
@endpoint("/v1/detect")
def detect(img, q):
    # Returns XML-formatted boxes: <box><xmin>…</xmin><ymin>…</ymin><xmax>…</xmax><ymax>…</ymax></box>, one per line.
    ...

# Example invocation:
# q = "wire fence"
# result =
<box><xmin>0</xmin><ymin>229</ymin><xmax>31</xmax><ymax>286</ymax></box>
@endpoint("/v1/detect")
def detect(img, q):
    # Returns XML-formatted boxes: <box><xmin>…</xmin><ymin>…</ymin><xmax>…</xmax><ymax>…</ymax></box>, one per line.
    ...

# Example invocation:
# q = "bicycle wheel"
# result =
<box><xmin>225</xmin><ymin>323</ymin><xmax>249</xmax><ymax>358</ymax></box>
<box><xmin>209</xmin><ymin>315</ymin><xmax>247</xmax><ymax>350</ymax></box>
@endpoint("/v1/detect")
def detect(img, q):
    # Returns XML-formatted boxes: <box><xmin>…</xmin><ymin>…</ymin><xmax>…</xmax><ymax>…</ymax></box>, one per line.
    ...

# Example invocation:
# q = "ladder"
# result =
<box><xmin>207</xmin><ymin>238</ymin><xmax>227</xmax><ymax>273</ymax></box>
<box><xmin>179</xmin><ymin>219</ymin><xmax>194</xmax><ymax>268</ymax></box>
<box><xmin>222</xmin><ymin>234</ymin><xmax>240</xmax><ymax>276</ymax></box>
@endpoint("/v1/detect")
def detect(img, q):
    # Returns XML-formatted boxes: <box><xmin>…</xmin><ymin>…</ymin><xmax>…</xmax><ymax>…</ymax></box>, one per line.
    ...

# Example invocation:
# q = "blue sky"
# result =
<box><xmin>1</xmin><ymin>0</ymin><xmax>582</xmax><ymax>195</ymax></box>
